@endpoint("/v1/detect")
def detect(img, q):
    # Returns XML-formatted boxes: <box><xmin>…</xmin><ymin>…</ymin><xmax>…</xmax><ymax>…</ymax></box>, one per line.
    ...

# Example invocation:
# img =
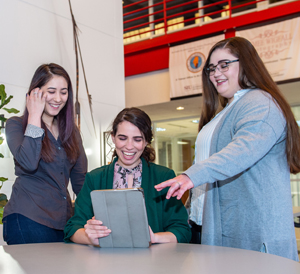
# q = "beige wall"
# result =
<box><xmin>125</xmin><ymin>69</ymin><xmax>170</xmax><ymax>107</ymax></box>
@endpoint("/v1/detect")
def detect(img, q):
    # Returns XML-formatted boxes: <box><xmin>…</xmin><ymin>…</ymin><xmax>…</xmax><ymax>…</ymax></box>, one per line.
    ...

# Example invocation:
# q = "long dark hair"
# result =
<box><xmin>200</xmin><ymin>37</ymin><xmax>300</xmax><ymax>174</ymax></box>
<box><xmin>111</xmin><ymin>107</ymin><xmax>155</xmax><ymax>163</ymax></box>
<box><xmin>22</xmin><ymin>63</ymin><xmax>80</xmax><ymax>163</ymax></box>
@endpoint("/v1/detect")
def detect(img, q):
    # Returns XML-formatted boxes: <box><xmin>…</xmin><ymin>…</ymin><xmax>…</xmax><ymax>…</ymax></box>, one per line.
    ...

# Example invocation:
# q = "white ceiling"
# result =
<box><xmin>154</xmin><ymin>117</ymin><xmax>199</xmax><ymax>139</ymax></box>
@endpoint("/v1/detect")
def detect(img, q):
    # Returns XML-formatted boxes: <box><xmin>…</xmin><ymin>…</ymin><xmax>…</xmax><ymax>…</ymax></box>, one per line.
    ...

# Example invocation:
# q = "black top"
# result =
<box><xmin>3</xmin><ymin>116</ymin><xmax>87</xmax><ymax>230</ymax></box>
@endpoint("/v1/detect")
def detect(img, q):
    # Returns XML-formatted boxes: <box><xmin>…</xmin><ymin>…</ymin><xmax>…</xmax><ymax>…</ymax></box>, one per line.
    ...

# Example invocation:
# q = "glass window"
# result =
<box><xmin>153</xmin><ymin>117</ymin><xmax>199</xmax><ymax>176</ymax></box>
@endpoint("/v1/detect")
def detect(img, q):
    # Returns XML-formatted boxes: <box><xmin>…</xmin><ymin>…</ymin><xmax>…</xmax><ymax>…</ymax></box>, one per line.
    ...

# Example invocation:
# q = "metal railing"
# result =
<box><xmin>123</xmin><ymin>0</ymin><xmax>296</xmax><ymax>44</ymax></box>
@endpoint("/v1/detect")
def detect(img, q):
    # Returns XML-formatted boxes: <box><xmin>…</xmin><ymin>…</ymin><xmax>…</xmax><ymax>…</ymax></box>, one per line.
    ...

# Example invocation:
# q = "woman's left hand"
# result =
<box><xmin>155</xmin><ymin>174</ymin><xmax>194</xmax><ymax>200</ymax></box>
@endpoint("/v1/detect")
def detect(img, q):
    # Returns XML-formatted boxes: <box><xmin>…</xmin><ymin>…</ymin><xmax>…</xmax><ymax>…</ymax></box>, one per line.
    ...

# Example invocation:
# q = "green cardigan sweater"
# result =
<box><xmin>64</xmin><ymin>157</ymin><xmax>191</xmax><ymax>243</ymax></box>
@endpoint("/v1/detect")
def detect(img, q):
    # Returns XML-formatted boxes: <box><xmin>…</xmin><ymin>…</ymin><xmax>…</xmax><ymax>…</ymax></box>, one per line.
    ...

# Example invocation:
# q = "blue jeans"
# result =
<box><xmin>3</xmin><ymin>213</ymin><xmax>64</xmax><ymax>245</ymax></box>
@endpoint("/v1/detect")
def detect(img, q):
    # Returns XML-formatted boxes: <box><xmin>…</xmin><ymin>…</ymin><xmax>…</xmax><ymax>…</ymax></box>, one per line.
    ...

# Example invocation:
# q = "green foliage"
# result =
<box><xmin>0</xmin><ymin>185</ymin><xmax>8</xmax><ymax>224</ymax></box>
<box><xmin>0</xmin><ymin>84</ymin><xmax>19</xmax><ymax>115</ymax></box>
<box><xmin>0</xmin><ymin>84</ymin><xmax>20</xmax><ymax>222</ymax></box>
<box><xmin>0</xmin><ymin>191</ymin><xmax>7</xmax><ymax>223</ymax></box>
<box><xmin>0</xmin><ymin>208</ymin><xmax>4</xmax><ymax>224</ymax></box>
<box><xmin>3</xmin><ymin>107</ymin><xmax>19</xmax><ymax>114</ymax></box>
<box><xmin>0</xmin><ymin>193</ymin><xmax>7</xmax><ymax>207</ymax></box>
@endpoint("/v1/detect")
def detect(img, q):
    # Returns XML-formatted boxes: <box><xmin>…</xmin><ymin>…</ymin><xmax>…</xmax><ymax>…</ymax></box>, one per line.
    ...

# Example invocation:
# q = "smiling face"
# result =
<box><xmin>111</xmin><ymin>121</ymin><xmax>147</xmax><ymax>169</ymax></box>
<box><xmin>41</xmin><ymin>75</ymin><xmax>68</xmax><ymax>121</ymax></box>
<box><xmin>209</xmin><ymin>48</ymin><xmax>241</xmax><ymax>103</ymax></box>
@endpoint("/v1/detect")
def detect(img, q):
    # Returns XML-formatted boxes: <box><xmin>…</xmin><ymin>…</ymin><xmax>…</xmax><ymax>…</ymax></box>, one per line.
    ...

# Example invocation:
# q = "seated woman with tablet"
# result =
<box><xmin>64</xmin><ymin>108</ymin><xmax>191</xmax><ymax>246</ymax></box>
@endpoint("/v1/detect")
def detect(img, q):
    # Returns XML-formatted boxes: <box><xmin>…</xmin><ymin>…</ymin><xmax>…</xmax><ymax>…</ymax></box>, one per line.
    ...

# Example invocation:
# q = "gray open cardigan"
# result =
<box><xmin>185</xmin><ymin>89</ymin><xmax>298</xmax><ymax>261</ymax></box>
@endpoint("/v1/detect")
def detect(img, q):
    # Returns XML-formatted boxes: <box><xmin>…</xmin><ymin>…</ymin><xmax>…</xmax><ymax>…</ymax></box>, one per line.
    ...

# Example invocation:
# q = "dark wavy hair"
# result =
<box><xmin>22</xmin><ymin>63</ymin><xmax>80</xmax><ymax>163</ymax></box>
<box><xmin>110</xmin><ymin>107</ymin><xmax>155</xmax><ymax>163</ymax></box>
<box><xmin>200</xmin><ymin>37</ymin><xmax>300</xmax><ymax>174</ymax></box>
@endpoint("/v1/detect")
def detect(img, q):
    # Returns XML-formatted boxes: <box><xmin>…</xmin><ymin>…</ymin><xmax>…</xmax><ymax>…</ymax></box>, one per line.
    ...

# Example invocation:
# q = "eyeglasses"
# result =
<box><xmin>205</xmin><ymin>59</ymin><xmax>239</xmax><ymax>76</ymax></box>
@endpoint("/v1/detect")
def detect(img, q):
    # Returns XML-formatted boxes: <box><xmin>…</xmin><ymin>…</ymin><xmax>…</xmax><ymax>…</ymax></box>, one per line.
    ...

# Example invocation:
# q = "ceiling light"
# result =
<box><xmin>176</xmin><ymin>106</ymin><xmax>184</xmax><ymax>110</ymax></box>
<box><xmin>177</xmin><ymin>141</ymin><xmax>188</xmax><ymax>145</ymax></box>
<box><xmin>192</xmin><ymin>119</ymin><xmax>199</xmax><ymax>124</ymax></box>
<box><xmin>156</xmin><ymin>127</ymin><xmax>166</xmax><ymax>132</ymax></box>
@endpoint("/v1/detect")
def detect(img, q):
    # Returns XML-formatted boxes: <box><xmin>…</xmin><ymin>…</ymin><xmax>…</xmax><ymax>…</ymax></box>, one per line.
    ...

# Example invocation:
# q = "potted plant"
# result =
<box><xmin>0</xmin><ymin>84</ymin><xmax>19</xmax><ymax>223</ymax></box>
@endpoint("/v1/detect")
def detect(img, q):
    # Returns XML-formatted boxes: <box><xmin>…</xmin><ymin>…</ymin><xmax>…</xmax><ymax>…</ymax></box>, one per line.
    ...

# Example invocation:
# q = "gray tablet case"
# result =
<box><xmin>90</xmin><ymin>188</ymin><xmax>151</xmax><ymax>248</ymax></box>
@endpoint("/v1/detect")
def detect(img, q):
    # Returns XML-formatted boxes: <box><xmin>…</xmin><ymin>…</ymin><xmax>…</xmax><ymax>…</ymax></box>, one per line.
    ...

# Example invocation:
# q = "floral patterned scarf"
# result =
<box><xmin>113</xmin><ymin>161</ymin><xmax>142</xmax><ymax>189</ymax></box>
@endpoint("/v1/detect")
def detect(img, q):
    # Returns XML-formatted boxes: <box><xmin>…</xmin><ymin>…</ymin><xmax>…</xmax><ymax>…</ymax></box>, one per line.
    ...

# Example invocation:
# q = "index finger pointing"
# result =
<box><xmin>154</xmin><ymin>178</ymin><xmax>176</xmax><ymax>191</ymax></box>
<box><xmin>165</xmin><ymin>181</ymin><xmax>182</xmax><ymax>199</ymax></box>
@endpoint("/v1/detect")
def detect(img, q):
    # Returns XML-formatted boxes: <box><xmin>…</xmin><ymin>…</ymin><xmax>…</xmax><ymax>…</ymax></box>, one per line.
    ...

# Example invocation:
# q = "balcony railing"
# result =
<box><xmin>123</xmin><ymin>0</ymin><xmax>296</xmax><ymax>44</ymax></box>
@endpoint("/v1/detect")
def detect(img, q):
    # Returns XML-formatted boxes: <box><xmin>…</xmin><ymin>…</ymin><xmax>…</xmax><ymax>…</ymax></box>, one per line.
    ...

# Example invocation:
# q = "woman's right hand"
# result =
<box><xmin>26</xmin><ymin>88</ymin><xmax>46</xmax><ymax>127</ymax></box>
<box><xmin>84</xmin><ymin>216</ymin><xmax>111</xmax><ymax>246</ymax></box>
<box><xmin>155</xmin><ymin>174</ymin><xmax>194</xmax><ymax>200</ymax></box>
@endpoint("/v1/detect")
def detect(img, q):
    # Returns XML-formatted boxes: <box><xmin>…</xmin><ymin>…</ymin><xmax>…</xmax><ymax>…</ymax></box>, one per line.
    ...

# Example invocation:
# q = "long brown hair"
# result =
<box><xmin>23</xmin><ymin>63</ymin><xmax>80</xmax><ymax>163</ymax></box>
<box><xmin>110</xmin><ymin>107</ymin><xmax>155</xmax><ymax>163</ymax></box>
<box><xmin>200</xmin><ymin>37</ymin><xmax>300</xmax><ymax>174</ymax></box>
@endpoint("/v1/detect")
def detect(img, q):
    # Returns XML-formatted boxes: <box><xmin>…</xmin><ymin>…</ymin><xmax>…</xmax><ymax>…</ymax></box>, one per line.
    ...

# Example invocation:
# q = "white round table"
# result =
<box><xmin>0</xmin><ymin>242</ymin><xmax>299</xmax><ymax>274</ymax></box>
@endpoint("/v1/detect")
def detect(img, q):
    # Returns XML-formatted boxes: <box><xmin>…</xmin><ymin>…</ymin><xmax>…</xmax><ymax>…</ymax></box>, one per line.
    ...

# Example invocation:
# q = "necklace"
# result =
<box><xmin>44</xmin><ymin>122</ymin><xmax>58</xmax><ymax>140</ymax></box>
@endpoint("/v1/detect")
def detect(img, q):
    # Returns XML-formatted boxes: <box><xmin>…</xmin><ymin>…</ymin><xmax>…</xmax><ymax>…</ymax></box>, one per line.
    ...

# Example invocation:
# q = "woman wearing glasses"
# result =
<box><xmin>155</xmin><ymin>37</ymin><xmax>300</xmax><ymax>261</ymax></box>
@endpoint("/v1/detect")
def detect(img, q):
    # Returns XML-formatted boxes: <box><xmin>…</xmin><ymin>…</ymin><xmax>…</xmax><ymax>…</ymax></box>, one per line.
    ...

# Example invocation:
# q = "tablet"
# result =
<box><xmin>90</xmin><ymin>188</ymin><xmax>151</xmax><ymax>248</ymax></box>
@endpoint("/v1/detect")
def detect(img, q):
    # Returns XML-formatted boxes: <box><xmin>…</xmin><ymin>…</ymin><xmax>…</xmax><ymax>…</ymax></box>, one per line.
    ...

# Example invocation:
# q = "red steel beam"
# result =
<box><xmin>125</xmin><ymin>46</ymin><xmax>169</xmax><ymax>77</ymax></box>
